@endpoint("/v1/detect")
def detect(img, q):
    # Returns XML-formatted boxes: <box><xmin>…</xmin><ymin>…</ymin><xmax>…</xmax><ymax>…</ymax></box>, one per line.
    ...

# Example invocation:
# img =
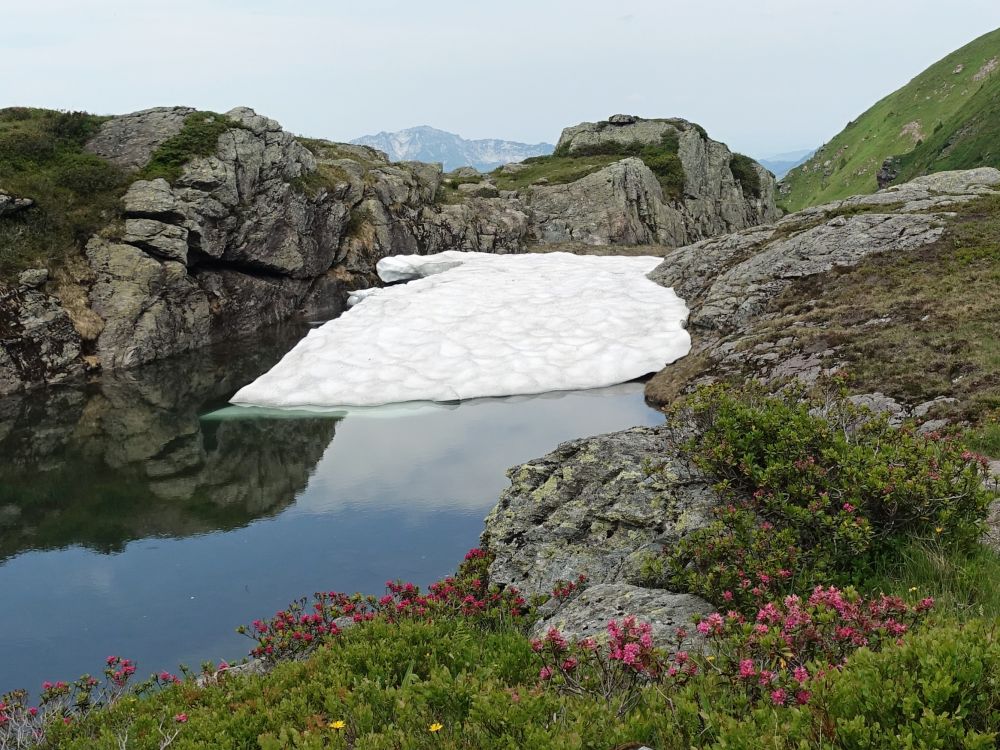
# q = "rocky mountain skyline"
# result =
<box><xmin>351</xmin><ymin>125</ymin><xmax>554</xmax><ymax>172</ymax></box>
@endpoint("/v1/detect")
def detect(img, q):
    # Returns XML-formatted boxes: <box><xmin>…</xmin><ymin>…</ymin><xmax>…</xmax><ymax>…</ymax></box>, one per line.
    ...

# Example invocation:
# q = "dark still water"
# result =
<box><xmin>0</xmin><ymin>324</ymin><xmax>663</xmax><ymax>694</ymax></box>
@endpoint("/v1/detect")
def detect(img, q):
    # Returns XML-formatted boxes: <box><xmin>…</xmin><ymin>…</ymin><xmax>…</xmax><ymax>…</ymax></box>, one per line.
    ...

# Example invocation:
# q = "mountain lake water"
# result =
<box><xmin>0</xmin><ymin>320</ymin><xmax>664</xmax><ymax>694</ymax></box>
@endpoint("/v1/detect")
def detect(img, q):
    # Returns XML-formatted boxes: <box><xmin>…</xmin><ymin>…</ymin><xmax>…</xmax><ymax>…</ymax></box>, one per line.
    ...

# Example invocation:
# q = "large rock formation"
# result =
<box><xmin>482</xmin><ymin>424</ymin><xmax>717</xmax><ymax>598</ymax></box>
<box><xmin>525</xmin><ymin>115</ymin><xmax>778</xmax><ymax>245</ymax></box>
<box><xmin>1</xmin><ymin>107</ymin><xmax>779</xmax><ymax>394</ymax></box>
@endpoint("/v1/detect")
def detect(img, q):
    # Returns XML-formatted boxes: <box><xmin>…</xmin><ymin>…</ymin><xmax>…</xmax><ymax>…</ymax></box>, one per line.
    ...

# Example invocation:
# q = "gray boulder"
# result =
<box><xmin>482</xmin><ymin>424</ymin><xmax>717</xmax><ymax>599</ymax></box>
<box><xmin>531</xmin><ymin>583</ymin><xmax>710</xmax><ymax>651</ymax></box>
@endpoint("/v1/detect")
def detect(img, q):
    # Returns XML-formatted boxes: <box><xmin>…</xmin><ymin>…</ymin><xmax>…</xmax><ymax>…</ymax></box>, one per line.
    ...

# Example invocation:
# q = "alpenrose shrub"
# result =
<box><xmin>532</xmin><ymin>587</ymin><xmax>932</xmax><ymax>715</ymax></box>
<box><xmin>239</xmin><ymin>548</ymin><xmax>530</xmax><ymax>661</ymax></box>
<box><xmin>0</xmin><ymin>659</ymin><xmax>181</xmax><ymax>749</ymax></box>
<box><xmin>658</xmin><ymin>381</ymin><xmax>992</xmax><ymax>609</ymax></box>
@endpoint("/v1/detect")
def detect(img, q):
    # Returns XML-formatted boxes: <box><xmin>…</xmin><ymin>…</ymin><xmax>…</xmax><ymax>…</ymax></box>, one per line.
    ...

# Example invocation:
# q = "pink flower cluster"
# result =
<box><xmin>242</xmin><ymin>549</ymin><xmax>529</xmax><ymax>661</ymax></box>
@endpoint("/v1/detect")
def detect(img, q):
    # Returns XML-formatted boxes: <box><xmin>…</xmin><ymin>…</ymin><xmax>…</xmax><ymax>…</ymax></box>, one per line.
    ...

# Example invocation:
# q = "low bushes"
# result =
<box><xmin>653</xmin><ymin>382</ymin><xmax>992</xmax><ymax>610</ymax></box>
<box><xmin>0</xmin><ymin>108</ymin><xmax>126</xmax><ymax>277</ymax></box>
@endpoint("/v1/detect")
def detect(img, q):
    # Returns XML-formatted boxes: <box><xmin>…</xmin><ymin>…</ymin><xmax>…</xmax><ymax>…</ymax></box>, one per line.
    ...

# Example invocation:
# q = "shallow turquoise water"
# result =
<box><xmin>0</xmin><ymin>324</ymin><xmax>663</xmax><ymax>694</ymax></box>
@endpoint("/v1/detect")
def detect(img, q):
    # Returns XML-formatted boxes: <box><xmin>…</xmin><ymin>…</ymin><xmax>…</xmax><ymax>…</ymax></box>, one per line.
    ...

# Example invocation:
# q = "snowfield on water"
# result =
<box><xmin>230</xmin><ymin>251</ymin><xmax>691</xmax><ymax>409</ymax></box>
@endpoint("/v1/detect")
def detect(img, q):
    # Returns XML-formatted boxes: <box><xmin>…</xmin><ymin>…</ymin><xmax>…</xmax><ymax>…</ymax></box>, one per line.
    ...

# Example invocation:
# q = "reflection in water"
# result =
<box><xmin>0</xmin><ymin>326</ymin><xmax>664</xmax><ymax>695</ymax></box>
<box><xmin>0</xmin><ymin>323</ymin><xmax>334</xmax><ymax>560</ymax></box>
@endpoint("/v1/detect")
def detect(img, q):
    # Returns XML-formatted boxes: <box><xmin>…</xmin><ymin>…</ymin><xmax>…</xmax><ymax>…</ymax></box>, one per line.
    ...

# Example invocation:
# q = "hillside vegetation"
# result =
<box><xmin>0</xmin><ymin>108</ymin><xmax>237</xmax><ymax>280</ymax></box>
<box><xmin>781</xmin><ymin>27</ymin><xmax>1000</xmax><ymax>211</ymax></box>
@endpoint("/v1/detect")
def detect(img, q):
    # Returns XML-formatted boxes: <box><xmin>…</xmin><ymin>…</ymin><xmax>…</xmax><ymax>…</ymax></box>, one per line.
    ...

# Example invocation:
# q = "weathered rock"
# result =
<box><xmin>482</xmin><ymin>424</ymin><xmax>716</xmax><ymax>599</ymax></box>
<box><xmin>534</xmin><ymin>116</ymin><xmax>778</xmax><ymax>247</ymax></box>
<box><xmin>0</xmin><ymin>283</ymin><xmax>83</xmax><ymax>395</ymax></box>
<box><xmin>122</xmin><ymin>218</ymin><xmax>189</xmax><ymax>262</ymax></box>
<box><xmin>85</xmin><ymin>106</ymin><xmax>195</xmax><ymax>170</ymax></box>
<box><xmin>0</xmin><ymin>190</ymin><xmax>34</xmax><ymax>217</ymax></box>
<box><xmin>17</xmin><ymin>269</ymin><xmax>48</xmax><ymax>288</ymax></box>
<box><xmin>527</xmin><ymin>158</ymin><xmax>687</xmax><ymax>245</ymax></box>
<box><xmin>913</xmin><ymin>396</ymin><xmax>958</xmax><ymax>418</ymax></box>
<box><xmin>531</xmin><ymin>583</ymin><xmax>711</xmax><ymax>650</ymax></box>
<box><xmin>85</xmin><ymin>238</ymin><xmax>211</xmax><ymax>369</ymax></box>
<box><xmin>846</xmin><ymin>392</ymin><xmax>909</xmax><ymax>426</ymax></box>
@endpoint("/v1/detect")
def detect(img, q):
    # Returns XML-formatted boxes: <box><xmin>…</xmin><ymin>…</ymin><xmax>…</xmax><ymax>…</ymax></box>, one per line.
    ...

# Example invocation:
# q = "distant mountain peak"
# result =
<box><xmin>350</xmin><ymin>127</ymin><xmax>554</xmax><ymax>172</ymax></box>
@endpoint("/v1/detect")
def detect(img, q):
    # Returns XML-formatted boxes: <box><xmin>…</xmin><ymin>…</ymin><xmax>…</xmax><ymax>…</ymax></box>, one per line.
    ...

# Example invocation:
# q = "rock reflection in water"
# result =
<box><xmin>0</xmin><ymin>323</ymin><xmax>338</xmax><ymax>560</ymax></box>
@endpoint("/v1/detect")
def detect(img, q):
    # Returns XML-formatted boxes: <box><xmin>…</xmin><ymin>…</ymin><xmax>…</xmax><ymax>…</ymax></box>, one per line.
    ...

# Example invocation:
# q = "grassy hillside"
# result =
<box><xmin>780</xmin><ymin>27</ymin><xmax>1000</xmax><ymax>211</ymax></box>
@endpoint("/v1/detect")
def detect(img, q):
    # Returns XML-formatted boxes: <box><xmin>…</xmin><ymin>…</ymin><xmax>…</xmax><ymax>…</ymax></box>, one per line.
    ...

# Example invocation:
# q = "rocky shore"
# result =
<box><xmin>1</xmin><ymin>108</ymin><xmax>776</xmax><ymax>395</ymax></box>
<box><xmin>481</xmin><ymin>167</ymin><xmax>1000</xmax><ymax>633</ymax></box>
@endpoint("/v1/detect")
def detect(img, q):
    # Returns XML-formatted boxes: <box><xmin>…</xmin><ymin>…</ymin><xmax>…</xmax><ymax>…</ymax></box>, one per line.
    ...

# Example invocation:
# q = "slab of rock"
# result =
<box><xmin>85</xmin><ymin>106</ymin><xmax>195</xmax><ymax>171</ymax></box>
<box><xmin>531</xmin><ymin>583</ymin><xmax>710</xmax><ymax>651</ymax></box>
<box><xmin>482</xmin><ymin>423</ymin><xmax>716</xmax><ymax>599</ymax></box>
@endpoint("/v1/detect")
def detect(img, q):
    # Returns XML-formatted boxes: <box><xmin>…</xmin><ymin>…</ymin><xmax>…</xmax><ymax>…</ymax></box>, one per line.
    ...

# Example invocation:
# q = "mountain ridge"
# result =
<box><xmin>351</xmin><ymin>125</ymin><xmax>554</xmax><ymax>172</ymax></box>
<box><xmin>780</xmin><ymin>27</ymin><xmax>1000</xmax><ymax>210</ymax></box>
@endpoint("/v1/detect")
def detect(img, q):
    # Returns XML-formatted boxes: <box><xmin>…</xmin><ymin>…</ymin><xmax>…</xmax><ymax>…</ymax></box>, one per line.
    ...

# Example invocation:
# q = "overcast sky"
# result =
<box><xmin>4</xmin><ymin>0</ymin><xmax>999</xmax><ymax>157</ymax></box>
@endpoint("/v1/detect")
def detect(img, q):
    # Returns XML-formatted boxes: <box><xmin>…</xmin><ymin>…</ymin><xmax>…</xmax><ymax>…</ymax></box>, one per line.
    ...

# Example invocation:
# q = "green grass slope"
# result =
<box><xmin>780</xmin><ymin>27</ymin><xmax>1000</xmax><ymax>211</ymax></box>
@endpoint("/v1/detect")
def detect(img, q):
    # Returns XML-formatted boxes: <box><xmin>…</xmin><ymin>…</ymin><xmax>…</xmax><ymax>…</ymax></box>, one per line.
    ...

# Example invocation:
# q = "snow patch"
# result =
<box><xmin>231</xmin><ymin>251</ymin><xmax>690</xmax><ymax>410</ymax></box>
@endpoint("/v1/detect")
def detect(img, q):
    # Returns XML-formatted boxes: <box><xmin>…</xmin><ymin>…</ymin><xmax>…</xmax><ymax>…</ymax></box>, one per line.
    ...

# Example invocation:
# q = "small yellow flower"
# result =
<box><xmin>908</xmin><ymin>586</ymin><xmax>918</xmax><ymax>593</ymax></box>
<box><xmin>705</xmin><ymin>655</ymin><xmax>715</xmax><ymax>662</ymax></box>
<box><xmin>429</xmin><ymin>723</ymin><xmax>444</xmax><ymax>733</ymax></box>
<box><xmin>328</xmin><ymin>720</ymin><xmax>346</xmax><ymax>730</ymax></box>
<box><xmin>935</xmin><ymin>527</ymin><xmax>944</xmax><ymax>534</ymax></box>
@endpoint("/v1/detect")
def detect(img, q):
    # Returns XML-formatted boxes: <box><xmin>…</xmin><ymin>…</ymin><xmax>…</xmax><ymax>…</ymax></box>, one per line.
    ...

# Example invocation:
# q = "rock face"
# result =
<box><xmin>534</xmin><ymin>115</ymin><xmax>779</xmax><ymax>246</ymax></box>
<box><xmin>482</xmin><ymin>424</ymin><xmax>717</xmax><ymax>599</ymax></box>
<box><xmin>0</xmin><ymin>281</ymin><xmax>83</xmax><ymax>396</ymax></box>
<box><xmin>85</xmin><ymin>106</ymin><xmax>196</xmax><ymax>170</ymax></box>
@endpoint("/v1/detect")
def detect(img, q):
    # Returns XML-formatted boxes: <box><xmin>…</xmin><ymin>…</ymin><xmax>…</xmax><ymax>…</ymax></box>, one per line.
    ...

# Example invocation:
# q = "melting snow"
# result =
<box><xmin>230</xmin><ymin>251</ymin><xmax>690</xmax><ymax>410</ymax></box>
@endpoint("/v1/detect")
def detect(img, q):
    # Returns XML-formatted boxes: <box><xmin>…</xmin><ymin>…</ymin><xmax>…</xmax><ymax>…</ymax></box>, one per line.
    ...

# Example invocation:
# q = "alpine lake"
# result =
<box><xmin>0</xmin><ymin>319</ymin><xmax>664</xmax><ymax>693</ymax></box>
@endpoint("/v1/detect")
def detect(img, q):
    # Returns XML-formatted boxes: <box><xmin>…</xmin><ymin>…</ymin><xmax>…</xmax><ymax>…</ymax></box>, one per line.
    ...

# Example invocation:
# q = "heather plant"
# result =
<box><xmin>657</xmin><ymin>382</ymin><xmax>992</xmax><ymax>609</ymax></box>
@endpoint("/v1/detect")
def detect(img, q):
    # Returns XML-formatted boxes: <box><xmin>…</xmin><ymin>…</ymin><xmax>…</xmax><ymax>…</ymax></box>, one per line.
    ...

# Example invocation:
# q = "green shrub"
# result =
<box><xmin>821</xmin><ymin>619</ymin><xmax>1000</xmax><ymax>749</ymax></box>
<box><xmin>0</xmin><ymin>108</ymin><xmax>126</xmax><ymax>278</ymax></box>
<box><xmin>657</xmin><ymin>382</ymin><xmax>992</xmax><ymax>609</ymax></box>
<box><xmin>730</xmin><ymin>152</ymin><xmax>763</xmax><ymax>198</ymax></box>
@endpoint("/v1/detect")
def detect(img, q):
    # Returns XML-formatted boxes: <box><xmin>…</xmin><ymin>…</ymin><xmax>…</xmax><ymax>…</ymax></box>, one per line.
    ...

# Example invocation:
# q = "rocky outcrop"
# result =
<box><xmin>644</xmin><ymin>166</ymin><xmax>1000</xmax><ymax>406</ymax></box>
<box><xmin>0</xmin><ymin>190</ymin><xmax>33</xmax><ymax>217</ymax></box>
<box><xmin>526</xmin><ymin>158</ymin><xmax>687</xmax><ymax>245</ymax></box>
<box><xmin>85</xmin><ymin>106</ymin><xmax>196</xmax><ymax>170</ymax></box>
<box><xmin>482</xmin><ymin>424</ymin><xmax>717</xmax><ymax>599</ymax></box>
<box><xmin>534</xmin><ymin>115</ymin><xmax>778</xmax><ymax>245</ymax></box>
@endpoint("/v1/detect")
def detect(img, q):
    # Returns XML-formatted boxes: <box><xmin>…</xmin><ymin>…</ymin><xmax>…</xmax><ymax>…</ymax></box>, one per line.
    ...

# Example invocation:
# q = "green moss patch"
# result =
<box><xmin>138</xmin><ymin>111</ymin><xmax>242</xmax><ymax>184</ymax></box>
